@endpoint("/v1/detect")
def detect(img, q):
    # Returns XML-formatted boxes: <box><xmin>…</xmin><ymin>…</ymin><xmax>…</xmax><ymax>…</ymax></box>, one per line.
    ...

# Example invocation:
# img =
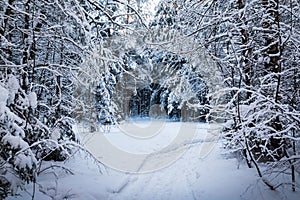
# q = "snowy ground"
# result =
<box><xmin>7</xmin><ymin>120</ymin><xmax>300</xmax><ymax>200</ymax></box>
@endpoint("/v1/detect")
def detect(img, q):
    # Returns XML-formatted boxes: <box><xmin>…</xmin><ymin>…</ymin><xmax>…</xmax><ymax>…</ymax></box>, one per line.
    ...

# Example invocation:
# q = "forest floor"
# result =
<box><xmin>7</xmin><ymin>120</ymin><xmax>300</xmax><ymax>200</ymax></box>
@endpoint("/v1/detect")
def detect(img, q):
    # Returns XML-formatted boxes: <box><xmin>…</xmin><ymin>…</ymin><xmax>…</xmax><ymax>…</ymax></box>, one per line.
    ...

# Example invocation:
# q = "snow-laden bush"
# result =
<box><xmin>0</xmin><ymin>78</ymin><xmax>79</xmax><ymax>198</ymax></box>
<box><xmin>0</xmin><ymin>83</ymin><xmax>37</xmax><ymax>196</ymax></box>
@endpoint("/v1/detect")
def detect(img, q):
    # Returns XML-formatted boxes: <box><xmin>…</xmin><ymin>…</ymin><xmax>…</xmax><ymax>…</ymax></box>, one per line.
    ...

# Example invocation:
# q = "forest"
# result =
<box><xmin>0</xmin><ymin>0</ymin><xmax>299</xmax><ymax>199</ymax></box>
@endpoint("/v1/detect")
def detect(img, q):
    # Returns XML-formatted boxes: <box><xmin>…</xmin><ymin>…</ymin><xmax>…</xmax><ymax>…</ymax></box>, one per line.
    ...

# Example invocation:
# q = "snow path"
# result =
<box><xmin>101</xmin><ymin>123</ymin><xmax>219</xmax><ymax>200</ymax></box>
<box><xmin>77</xmin><ymin>121</ymin><xmax>299</xmax><ymax>200</ymax></box>
<box><xmin>7</xmin><ymin>121</ymin><xmax>300</xmax><ymax>200</ymax></box>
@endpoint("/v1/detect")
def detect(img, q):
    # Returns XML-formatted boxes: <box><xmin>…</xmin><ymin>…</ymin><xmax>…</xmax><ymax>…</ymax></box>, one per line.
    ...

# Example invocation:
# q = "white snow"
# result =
<box><xmin>0</xmin><ymin>84</ymin><xmax>9</xmax><ymax>103</ymax></box>
<box><xmin>7</xmin><ymin>75</ymin><xmax>19</xmax><ymax>104</ymax></box>
<box><xmin>27</xmin><ymin>92</ymin><xmax>37</xmax><ymax>109</ymax></box>
<box><xmin>2</xmin><ymin>134</ymin><xmax>29</xmax><ymax>150</ymax></box>
<box><xmin>14</xmin><ymin>152</ymin><xmax>37</xmax><ymax>170</ymax></box>
<box><xmin>0</xmin><ymin>103</ymin><xmax>7</xmax><ymax>121</ymax></box>
<box><xmin>51</xmin><ymin>127</ymin><xmax>61</xmax><ymax>141</ymax></box>
<box><xmin>6</xmin><ymin>121</ymin><xmax>300</xmax><ymax>200</ymax></box>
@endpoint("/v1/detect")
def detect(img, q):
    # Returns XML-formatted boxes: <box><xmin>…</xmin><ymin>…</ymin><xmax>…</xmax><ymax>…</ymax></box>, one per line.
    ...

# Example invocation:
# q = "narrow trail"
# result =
<box><xmin>106</xmin><ymin>141</ymin><xmax>204</xmax><ymax>200</ymax></box>
<box><xmin>79</xmin><ymin>122</ymin><xmax>230</xmax><ymax>200</ymax></box>
<box><xmin>76</xmin><ymin>121</ymin><xmax>299</xmax><ymax>200</ymax></box>
<box><xmin>11</xmin><ymin>121</ymin><xmax>299</xmax><ymax>200</ymax></box>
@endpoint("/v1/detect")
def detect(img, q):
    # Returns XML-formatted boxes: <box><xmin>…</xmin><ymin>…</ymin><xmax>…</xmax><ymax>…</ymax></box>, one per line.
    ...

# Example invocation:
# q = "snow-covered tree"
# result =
<box><xmin>163</xmin><ymin>0</ymin><xmax>300</xmax><ymax>191</ymax></box>
<box><xmin>0</xmin><ymin>0</ymin><xmax>131</xmax><ymax>196</ymax></box>
<box><xmin>74</xmin><ymin>41</ymin><xmax>122</xmax><ymax>131</ymax></box>
<box><xmin>0</xmin><ymin>79</ymin><xmax>37</xmax><ymax>197</ymax></box>
<box><xmin>73</xmin><ymin>0</ymin><xmax>145</xmax><ymax>128</ymax></box>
